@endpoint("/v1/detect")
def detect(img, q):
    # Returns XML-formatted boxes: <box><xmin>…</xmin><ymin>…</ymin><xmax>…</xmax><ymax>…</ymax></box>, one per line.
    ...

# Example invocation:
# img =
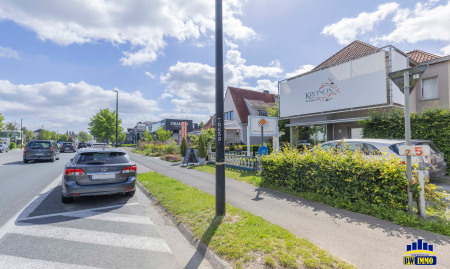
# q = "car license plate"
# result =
<box><xmin>34</xmin><ymin>153</ymin><xmax>44</xmax><ymax>156</ymax></box>
<box><xmin>92</xmin><ymin>173</ymin><xmax>115</xmax><ymax>180</ymax></box>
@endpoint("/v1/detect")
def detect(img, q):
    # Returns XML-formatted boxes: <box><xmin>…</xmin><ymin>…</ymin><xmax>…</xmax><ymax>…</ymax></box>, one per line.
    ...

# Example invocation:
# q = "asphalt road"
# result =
<box><xmin>0</xmin><ymin>149</ymin><xmax>215</xmax><ymax>268</ymax></box>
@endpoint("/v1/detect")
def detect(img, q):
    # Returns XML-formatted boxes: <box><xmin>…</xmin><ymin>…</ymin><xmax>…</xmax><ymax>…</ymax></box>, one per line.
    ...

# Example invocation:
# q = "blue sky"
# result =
<box><xmin>0</xmin><ymin>0</ymin><xmax>449</xmax><ymax>133</ymax></box>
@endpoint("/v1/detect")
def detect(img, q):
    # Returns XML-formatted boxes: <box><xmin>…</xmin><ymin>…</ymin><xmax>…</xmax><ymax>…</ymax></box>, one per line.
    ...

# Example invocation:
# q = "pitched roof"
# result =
<box><xmin>406</xmin><ymin>50</ymin><xmax>440</xmax><ymax>63</ymax></box>
<box><xmin>228</xmin><ymin>87</ymin><xmax>276</xmax><ymax>123</ymax></box>
<box><xmin>312</xmin><ymin>40</ymin><xmax>379</xmax><ymax>71</ymax></box>
<box><xmin>245</xmin><ymin>99</ymin><xmax>276</xmax><ymax>108</ymax></box>
<box><xmin>202</xmin><ymin>117</ymin><xmax>214</xmax><ymax>130</ymax></box>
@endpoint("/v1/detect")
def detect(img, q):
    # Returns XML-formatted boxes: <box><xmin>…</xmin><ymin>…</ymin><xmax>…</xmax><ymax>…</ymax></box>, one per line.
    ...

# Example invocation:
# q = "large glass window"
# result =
<box><xmin>224</xmin><ymin>111</ymin><xmax>233</xmax><ymax>121</ymax></box>
<box><xmin>422</xmin><ymin>77</ymin><xmax>438</xmax><ymax>100</ymax></box>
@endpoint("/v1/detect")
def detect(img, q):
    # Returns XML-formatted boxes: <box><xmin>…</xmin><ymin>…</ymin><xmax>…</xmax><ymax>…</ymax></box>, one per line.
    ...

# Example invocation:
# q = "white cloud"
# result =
<box><xmin>0</xmin><ymin>46</ymin><xmax>20</xmax><ymax>59</ymax></box>
<box><xmin>225</xmin><ymin>38</ymin><xmax>238</xmax><ymax>49</ymax></box>
<box><xmin>321</xmin><ymin>3</ymin><xmax>399</xmax><ymax>45</ymax></box>
<box><xmin>373</xmin><ymin>0</ymin><xmax>450</xmax><ymax>54</ymax></box>
<box><xmin>160</xmin><ymin>50</ymin><xmax>283</xmax><ymax>114</ymax></box>
<box><xmin>160</xmin><ymin>92</ymin><xmax>173</xmax><ymax>99</ymax></box>
<box><xmin>285</xmin><ymin>64</ymin><xmax>315</xmax><ymax>78</ymax></box>
<box><xmin>0</xmin><ymin>0</ymin><xmax>256</xmax><ymax>66</ymax></box>
<box><xmin>0</xmin><ymin>80</ymin><xmax>159</xmax><ymax>132</ymax></box>
<box><xmin>145</xmin><ymin>71</ymin><xmax>156</xmax><ymax>79</ymax></box>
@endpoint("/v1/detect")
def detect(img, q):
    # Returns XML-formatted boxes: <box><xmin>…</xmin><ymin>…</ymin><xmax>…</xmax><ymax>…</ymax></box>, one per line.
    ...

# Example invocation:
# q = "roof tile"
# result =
<box><xmin>406</xmin><ymin>50</ymin><xmax>440</xmax><ymax>63</ymax></box>
<box><xmin>228</xmin><ymin>87</ymin><xmax>276</xmax><ymax>123</ymax></box>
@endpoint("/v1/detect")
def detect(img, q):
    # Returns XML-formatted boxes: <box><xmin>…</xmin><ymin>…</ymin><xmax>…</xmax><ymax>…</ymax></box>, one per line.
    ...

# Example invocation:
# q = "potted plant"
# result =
<box><xmin>181</xmin><ymin>137</ymin><xmax>187</xmax><ymax>162</ymax></box>
<box><xmin>197</xmin><ymin>135</ymin><xmax>207</xmax><ymax>165</ymax></box>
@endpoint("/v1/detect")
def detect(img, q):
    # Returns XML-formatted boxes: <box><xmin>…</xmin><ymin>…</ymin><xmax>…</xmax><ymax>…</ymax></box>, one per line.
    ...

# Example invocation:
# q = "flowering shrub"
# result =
<box><xmin>135</xmin><ymin>141</ymin><xmax>180</xmax><ymax>156</ymax></box>
<box><xmin>161</xmin><ymin>154</ymin><xmax>182</xmax><ymax>162</ymax></box>
<box><xmin>261</xmin><ymin>146</ymin><xmax>446</xmax><ymax>211</ymax></box>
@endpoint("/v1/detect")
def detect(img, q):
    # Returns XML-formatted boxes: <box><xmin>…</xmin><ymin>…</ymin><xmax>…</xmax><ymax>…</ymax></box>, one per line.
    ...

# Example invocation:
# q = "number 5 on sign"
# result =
<box><xmin>399</xmin><ymin>145</ymin><xmax>430</xmax><ymax>156</ymax></box>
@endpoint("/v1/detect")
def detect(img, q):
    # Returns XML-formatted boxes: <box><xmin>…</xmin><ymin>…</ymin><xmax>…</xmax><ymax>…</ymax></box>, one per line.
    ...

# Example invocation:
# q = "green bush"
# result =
<box><xmin>359</xmin><ymin>107</ymin><xmax>450</xmax><ymax>173</ymax></box>
<box><xmin>262</xmin><ymin>147</ymin><xmax>410</xmax><ymax>210</ymax></box>
<box><xmin>180</xmin><ymin>137</ymin><xmax>187</xmax><ymax>157</ymax></box>
<box><xmin>197</xmin><ymin>135</ymin><xmax>206</xmax><ymax>158</ymax></box>
<box><xmin>136</xmin><ymin>141</ymin><xmax>180</xmax><ymax>156</ymax></box>
<box><xmin>9</xmin><ymin>142</ymin><xmax>16</xmax><ymax>150</ymax></box>
<box><xmin>121</xmin><ymin>144</ymin><xmax>136</xmax><ymax>147</ymax></box>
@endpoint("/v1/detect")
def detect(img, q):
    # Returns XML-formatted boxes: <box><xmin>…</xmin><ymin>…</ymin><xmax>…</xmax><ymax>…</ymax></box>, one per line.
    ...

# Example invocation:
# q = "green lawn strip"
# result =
<box><xmin>138</xmin><ymin>172</ymin><xmax>355</xmax><ymax>269</ymax></box>
<box><xmin>189</xmin><ymin>163</ymin><xmax>262</xmax><ymax>186</ymax></box>
<box><xmin>188</xmin><ymin>165</ymin><xmax>450</xmax><ymax>236</ymax></box>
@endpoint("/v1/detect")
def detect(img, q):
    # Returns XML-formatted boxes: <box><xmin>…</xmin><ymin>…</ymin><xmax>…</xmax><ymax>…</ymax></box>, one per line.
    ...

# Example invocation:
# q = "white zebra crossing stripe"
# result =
<box><xmin>20</xmin><ymin>208</ymin><xmax>153</xmax><ymax>226</ymax></box>
<box><xmin>0</xmin><ymin>254</ymin><xmax>101</xmax><ymax>269</ymax></box>
<box><xmin>10</xmin><ymin>225</ymin><xmax>172</xmax><ymax>253</ymax></box>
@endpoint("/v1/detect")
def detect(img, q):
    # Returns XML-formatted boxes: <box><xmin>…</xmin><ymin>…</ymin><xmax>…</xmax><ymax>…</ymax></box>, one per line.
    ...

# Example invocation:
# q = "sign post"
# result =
<box><xmin>181</xmin><ymin>122</ymin><xmax>187</xmax><ymax>141</ymax></box>
<box><xmin>389</xmin><ymin>64</ymin><xmax>428</xmax><ymax>216</ymax></box>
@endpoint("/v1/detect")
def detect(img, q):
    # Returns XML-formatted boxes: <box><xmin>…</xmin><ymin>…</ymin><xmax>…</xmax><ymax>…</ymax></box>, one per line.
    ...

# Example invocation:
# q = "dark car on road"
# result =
<box><xmin>62</xmin><ymin>148</ymin><xmax>137</xmax><ymax>203</ymax></box>
<box><xmin>60</xmin><ymin>142</ymin><xmax>76</xmax><ymax>153</ymax></box>
<box><xmin>23</xmin><ymin>140</ymin><xmax>60</xmax><ymax>163</ymax></box>
<box><xmin>77</xmin><ymin>142</ymin><xmax>88</xmax><ymax>149</ymax></box>
<box><xmin>0</xmin><ymin>144</ymin><xmax>8</xmax><ymax>153</ymax></box>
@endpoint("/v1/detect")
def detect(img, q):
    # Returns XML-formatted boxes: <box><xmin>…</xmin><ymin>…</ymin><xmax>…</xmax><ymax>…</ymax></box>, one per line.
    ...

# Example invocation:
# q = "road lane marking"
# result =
<box><xmin>19</xmin><ymin>207</ymin><xmax>153</xmax><ymax>226</ymax></box>
<box><xmin>0</xmin><ymin>174</ymin><xmax>62</xmax><ymax>240</ymax></box>
<box><xmin>0</xmin><ymin>254</ymin><xmax>100</xmax><ymax>269</ymax></box>
<box><xmin>9</xmin><ymin>225</ymin><xmax>172</xmax><ymax>253</ymax></box>
<box><xmin>19</xmin><ymin>203</ymin><xmax>140</xmax><ymax>222</ymax></box>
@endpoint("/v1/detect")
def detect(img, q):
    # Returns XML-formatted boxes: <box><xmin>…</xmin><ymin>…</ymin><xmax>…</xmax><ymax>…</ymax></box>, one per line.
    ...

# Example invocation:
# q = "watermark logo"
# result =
<box><xmin>403</xmin><ymin>239</ymin><xmax>437</xmax><ymax>265</ymax></box>
<box><xmin>305</xmin><ymin>78</ymin><xmax>340</xmax><ymax>103</ymax></box>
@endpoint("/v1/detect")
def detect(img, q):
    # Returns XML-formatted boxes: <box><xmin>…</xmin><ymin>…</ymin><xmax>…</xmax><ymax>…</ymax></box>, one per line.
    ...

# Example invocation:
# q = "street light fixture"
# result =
<box><xmin>21</xmin><ymin>118</ymin><xmax>23</xmax><ymax>149</ymax></box>
<box><xmin>112</xmin><ymin>89</ymin><xmax>119</xmax><ymax>148</ymax></box>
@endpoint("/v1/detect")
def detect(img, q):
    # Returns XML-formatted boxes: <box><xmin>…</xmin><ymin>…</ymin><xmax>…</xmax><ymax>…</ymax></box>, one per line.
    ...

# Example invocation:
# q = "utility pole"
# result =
<box><xmin>215</xmin><ymin>0</ymin><xmax>226</xmax><ymax>216</ymax></box>
<box><xmin>21</xmin><ymin>118</ymin><xmax>23</xmax><ymax>149</ymax></box>
<box><xmin>113</xmin><ymin>89</ymin><xmax>119</xmax><ymax>147</ymax></box>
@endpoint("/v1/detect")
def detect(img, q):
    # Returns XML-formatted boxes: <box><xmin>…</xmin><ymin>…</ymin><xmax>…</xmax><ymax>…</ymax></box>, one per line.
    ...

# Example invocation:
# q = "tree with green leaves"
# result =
<box><xmin>118</xmin><ymin>131</ymin><xmax>126</xmax><ymax>143</ymax></box>
<box><xmin>5</xmin><ymin>121</ymin><xmax>18</xmax><ymax>142</ymax></box>
<box><xmin>265</xmin><ymin>103</ymin><xmax>290</xmax><ymax>142</ymax></box>
<box><xmin>88</xmin><ymin>108</ymin><xmax>123</xmax><ymax>143</ymax></box>
<box><xmin>155</xmin><ymin>127</ymin><xmax>172</xmax><ymax>142</ymax></box>
<box><xmin>21</xmin><ymin>127</ymin><xmax>34</xmax><ymax>143</ymax></box>
<box><xmin>180</xmin><ymin>137</ymin><xmax>187</xmax><ymax>157</ymax></box>
<box><xmin>78</xmin><ymin>131</ymin><xmax>93</xmax><ymax>142</ymax></box>
<box><xmin>59</xmin><ymin>133</ymin><xmax>69</xmax><ymax>142</ymax></box>
<box><xmin>201</xmin><ymin>128</ymin><xmax>215</xmax><ymax>146</ymax></box>
<box><xmin>37</xmin><ymin>129</ymin><xmax>52</xmax><ymax>140</ymax></box>
<box><xmin>198</xmin><ymin>121</ymin><xmax>205</xmax><ymax>128</ymax></box>
<box><xmin>197</xmin><ymin>135</ymin><xmax>206</xmax><ymax>158</ymax></box>
<box><xmin>142</xmin><ymin>130</ymin><xmax>153</xmax><ymax>141</ymax></box>
<box><xmin>0</xmin><ymin>113</ymin><xmax>4</xmax><ymax>130</ymax></box>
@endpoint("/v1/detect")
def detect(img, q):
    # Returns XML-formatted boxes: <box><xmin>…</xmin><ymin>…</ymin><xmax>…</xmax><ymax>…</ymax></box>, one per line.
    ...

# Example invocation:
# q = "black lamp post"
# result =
<box><xmin>113</xmin><ymin>89</ymin><xmax>119</xmax><ymax>147</ymax></box>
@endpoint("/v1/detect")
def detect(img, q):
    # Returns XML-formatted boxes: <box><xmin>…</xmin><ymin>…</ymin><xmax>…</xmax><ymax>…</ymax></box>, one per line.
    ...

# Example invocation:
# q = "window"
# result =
<box><xmin>340</xmin><ymin>142</ymin><xmax>363</xmax><ymax>153</ymax></box>
<box><xmin>224</xmin><ymin>111</ymin><xmax>233</xmax><ymax>121</ymax></box>
<box><xmin>319</xmin><ymin>142</ymin><xmax>337</xmax><ymax>152</ymax></box>
<box><xmin>422</xmin><ymin>77</ymin><xmax>438</xmax><ymax>100</ymax></box>
<box><xmin>76</xmin><ymin>152</ymin><xmax>130</xmax><ymax>164</ymax></box>
<box><xmin>365</xmin><ymin>144</ymin><xmax>381</xmax><ymax>155</ymax></box>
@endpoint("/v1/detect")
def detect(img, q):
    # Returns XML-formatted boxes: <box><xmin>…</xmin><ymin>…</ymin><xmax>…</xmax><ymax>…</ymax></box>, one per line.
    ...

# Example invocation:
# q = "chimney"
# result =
<box><xmin>263</xmin><ymin>90</ymin><xmax>269</xmax><ymax>93</ymax></box>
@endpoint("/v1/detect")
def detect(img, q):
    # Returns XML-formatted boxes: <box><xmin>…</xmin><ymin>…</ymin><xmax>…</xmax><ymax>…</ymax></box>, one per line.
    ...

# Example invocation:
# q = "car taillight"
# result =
<box><xmin>51</xmin><ymin>147</ymin><xmax>54</xmax><ymax>153</ymax></box>
<box><xmin>122</xmin><ymin>166</ymin><xmax>137</xmax><ymax>173</ymax></box>
<box><xmin>24</xmin><ymin>146</ymin><xmax>26</xmax><ymax>154</ymax></box>
<box><xmin>65</xmin><ymin>168</ymin><xmax>84</xmax><ymax>176</ymax></box>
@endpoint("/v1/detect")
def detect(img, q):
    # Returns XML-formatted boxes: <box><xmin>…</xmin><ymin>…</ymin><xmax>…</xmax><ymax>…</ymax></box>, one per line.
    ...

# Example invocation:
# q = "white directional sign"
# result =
<box><xmin>249</xmin><ymin>116</ymin><xmax>278</xmax><ymax>136</ymax></box>
<box><xmin>399</xmin><ymin>145</ymin><xmax>430</xmax><ymax>156</ymax></box>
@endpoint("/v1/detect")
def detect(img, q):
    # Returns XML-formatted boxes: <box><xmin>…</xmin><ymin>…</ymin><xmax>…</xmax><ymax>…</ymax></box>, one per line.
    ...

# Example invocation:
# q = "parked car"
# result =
<box><xmin>317</xmin><ymin>139</ymin><xmax>446</xmax><ymax>178</ymax></box>
<box><xmin>23</xmin><ymin>140</ymin><xmax>60</xmax><ymax>163</ymax></box>
<box><xmin>62</xmin><ymin>148</ymin><xmax>137</xmax><ymax>203</ymax></box>
<box><xmin>60</xmin><ymin>142</ymin><xmax>76</xmax><ymax>153</ymax></box>
<box><xmin>77</xmin><ymin>142</ymin><xmax>88</xmax><ymax>149</ymax></box>
<box><xmin>91</xmin><ymin>143</ymin><xmax>110</xmax><ymax>148</ymax></box>
<box><xmin>0</xmin><ymin>144</ymin><xmax>9</xmax><ymax>153</ymax></box>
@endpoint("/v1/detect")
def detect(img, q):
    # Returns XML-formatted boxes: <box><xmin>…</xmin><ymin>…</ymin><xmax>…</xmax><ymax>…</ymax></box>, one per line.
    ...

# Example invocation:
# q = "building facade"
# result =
<box><xmin>147</xmin><ymin>119</ymin><xmax>194</xmax><ymax>141</ymax></box>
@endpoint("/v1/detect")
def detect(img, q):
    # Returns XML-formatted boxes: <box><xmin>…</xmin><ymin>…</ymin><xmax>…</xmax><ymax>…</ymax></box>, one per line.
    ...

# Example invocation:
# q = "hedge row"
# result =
<box><xmin>261</xmin><ymin>147</ymin><xmax>409</xmax><ymax>209</ymax></box>
<box><xmin>359</xmin><ymin>107</ymin><xmax>450</xmax><ymax>173</ymax></box>
<box><xmin>211</xmin><ymin>144</ymin><xmax>273</xmax><ymax>155</ymax></box>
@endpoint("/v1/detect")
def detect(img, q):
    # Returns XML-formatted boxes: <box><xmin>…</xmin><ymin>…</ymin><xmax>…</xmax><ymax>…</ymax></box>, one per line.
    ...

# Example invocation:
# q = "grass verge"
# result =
<box><xmin>188</xmin><ymin>164</ymin><xmax>450</xmax><ymax>236</ymax></box>
<box><xmin>138</xmin><ymin>172</ymin><xmax>355</xmax><ymax>269</ymax></box>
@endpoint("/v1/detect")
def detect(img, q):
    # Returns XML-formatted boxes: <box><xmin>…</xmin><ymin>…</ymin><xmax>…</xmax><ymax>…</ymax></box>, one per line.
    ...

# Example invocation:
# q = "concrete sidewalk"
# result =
<box><xmin>128</xmin><ymin>152</ymin><xmax>450</xmax><ymax>269</ymax></box>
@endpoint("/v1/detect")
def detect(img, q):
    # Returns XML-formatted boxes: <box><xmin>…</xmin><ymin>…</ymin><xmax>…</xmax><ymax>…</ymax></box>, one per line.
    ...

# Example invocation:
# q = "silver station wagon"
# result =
<box><xmin>318</xmin><ymin>139</ymin><xmax>446</xmax><ymax>178</ymax></box>
<box><xmin>62</xmin><ymin>148</ymin><xmax>137</xmax><ymax>203</ymax></box>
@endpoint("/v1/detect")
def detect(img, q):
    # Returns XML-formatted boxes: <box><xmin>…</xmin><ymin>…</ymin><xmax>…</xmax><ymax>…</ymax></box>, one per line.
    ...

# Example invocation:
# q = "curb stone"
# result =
<box><xmin>137</xmin><ymin>181</ymin><xmax>232</xmax><ymax>269</ymax></box>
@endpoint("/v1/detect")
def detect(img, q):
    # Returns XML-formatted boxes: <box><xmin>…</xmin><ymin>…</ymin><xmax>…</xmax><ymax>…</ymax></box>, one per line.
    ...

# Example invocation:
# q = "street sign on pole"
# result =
<box><xmin>388</xmin><ymin>65</ymin><xmax>428</xmax><ymax>94</ymax></box>
<box><xmin>388</xmin><ymin>64</ymin><xmax>428</xmax><ymax>216</ymax></box>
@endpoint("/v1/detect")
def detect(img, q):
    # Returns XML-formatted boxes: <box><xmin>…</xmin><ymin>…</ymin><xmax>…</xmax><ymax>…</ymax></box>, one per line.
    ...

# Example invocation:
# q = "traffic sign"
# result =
<box><xmin>399</xmin><ymin>145</ymin><xmax>430</xmax><ymax>156</ymax></box>
<box><xmin>258</xmin><ymin>146</ymin><xmax>269</xmax><ymax>156</ymax></box>
<box><xmin>258</xmin><ymin>118</ymin><xmax>268</xmax><ymax>127</ymax></box>
<box><xmin>388</xmin><ymin>64</ymin><xmax>428</xmax><ymax>94</ymax></box>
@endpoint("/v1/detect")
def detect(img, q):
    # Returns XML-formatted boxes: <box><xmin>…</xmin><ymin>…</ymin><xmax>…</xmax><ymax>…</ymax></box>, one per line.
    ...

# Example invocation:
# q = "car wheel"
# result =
<box><xmin>23</xmin><ymin>159</ymin><xmax>28</xmax><ymax>163</ymax></box>
<box><xmin>62</xmin><ymin>195</ymin><xmax>74</xmax><ymax>204</ymax></box>
<box><xmin>51</xmin><ymin>155</ymin><xmax>56</xmax><ymax>162</ymax></box>
<box><xmin>125</xmin><ymin>190</ymin><xmax>136</xmax><ymax>196</ymax></box>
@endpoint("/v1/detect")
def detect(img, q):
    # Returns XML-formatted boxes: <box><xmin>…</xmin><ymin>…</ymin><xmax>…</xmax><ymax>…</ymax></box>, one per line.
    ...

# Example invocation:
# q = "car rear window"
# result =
<box><xmin>28</xmin><ymin>142</ymin><xmax>51</xmax><ymax>149</ymax></box>
<box><xmin>64</xmin><ymin>143</ymin><xmax>73</xmax><ymax>145</ymax></box>
<box><xmin>413</xmin><ymin>142</ymin><xmax>440</xmax><ymax>154</ymax></box>
<box><xmin>76</xmin><ymin>152</ymin><xmax>129</xmax><ymax>164</ymax></box>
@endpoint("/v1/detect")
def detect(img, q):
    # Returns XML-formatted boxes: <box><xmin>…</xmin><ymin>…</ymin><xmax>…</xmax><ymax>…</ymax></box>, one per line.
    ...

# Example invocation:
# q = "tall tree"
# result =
<box><xmin>117</xmin><ymin>131</ymin><xmax>126</xmax><ymax>143</ymax></box>
<box><xmin>37</xmin><ymin>129</ymin><xmax>52</xmax><ymax>140</ymax></box>
<box><xmin>88</xmin><ymin>108</ymin><xmax>123</xmax><ymax>143</ymax></box>
<box><xmin>0</xmin><ymin>113</ymin><xmax>4</xmax><ymax>130</ymax></box>
<box><xmin>59</xmin><ymin>133</ymin><xmax>69</xmax><ymax>142</ymax></box>
<box><xmin>155</xmin><ymin>127</ymin><xmax>172</xmax><ymax>142</ymax></box>
<box><xmin>21</xmin><ymin>127</ymin><xmax>34</xmax><ymax>143</ymax></box>
<box><xmin>198</xmin><ymin>121</ymin><xmax>205</xmax><ymax>128</ymax></box>
<box><xmin>142</xmin><ymin>130</ymin><xmax>153</xmax><ymax>141</ymax></box>
<box><xmin>5</xmin><ymin>121</ymin><xmax>19</xmax><ymax>141</ymax></box>
<box><xmin>78</xmin><ymin>131</ymin><xmax>93</xmax><ymax>141</ymax></box>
